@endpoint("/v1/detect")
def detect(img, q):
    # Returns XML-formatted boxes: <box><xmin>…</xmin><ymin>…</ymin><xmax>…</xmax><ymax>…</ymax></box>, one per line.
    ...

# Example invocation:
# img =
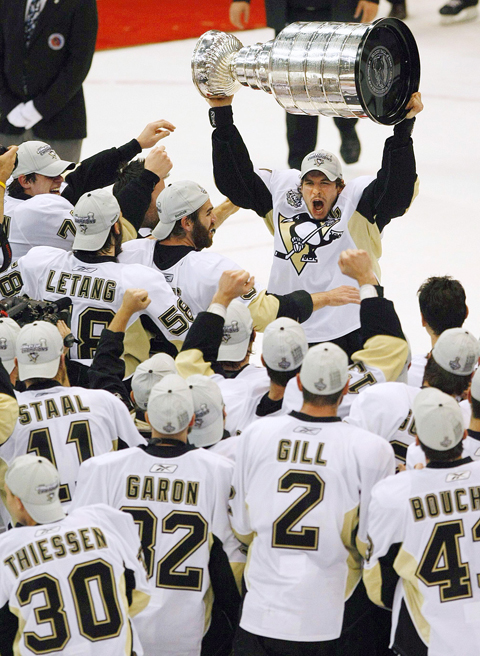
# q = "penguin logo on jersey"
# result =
<box><xmin>276</xmin><ymin>210</ymin><xmax>343</xmax><ymax>275</ymax></box>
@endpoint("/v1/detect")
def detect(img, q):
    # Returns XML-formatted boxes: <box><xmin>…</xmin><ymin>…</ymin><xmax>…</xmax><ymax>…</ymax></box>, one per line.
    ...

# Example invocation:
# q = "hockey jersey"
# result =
<box><xmin>70</xmin><ymin>443</ymin><xmax>243</xmax><ymax>656</ymax></box>
<box><xmin>407</xmin><ymin>352</ymin><xmax>428</xmax><ymax>388</ymax></box>
<box><xmin>364</xmin><ymin>458</ymin><xmax>480</xmax><ymax>656</ymax></box>
<box><xmin>0</xmin><ymin>504</ymin><xmax>151</xmax><ymax>656</ymax></box>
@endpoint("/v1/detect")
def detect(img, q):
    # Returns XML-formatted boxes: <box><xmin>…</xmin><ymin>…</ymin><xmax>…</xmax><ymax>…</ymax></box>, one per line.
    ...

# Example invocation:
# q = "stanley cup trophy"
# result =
<box><xmin>192</xmin><ymin>18</ymin><xmax>420</xmax><ymax>125</ymax></box>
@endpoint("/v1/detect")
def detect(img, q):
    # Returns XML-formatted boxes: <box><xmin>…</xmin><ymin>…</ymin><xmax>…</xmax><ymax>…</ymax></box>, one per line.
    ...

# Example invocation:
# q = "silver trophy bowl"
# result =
<box><xmin>192</xmin><ymin>18</ymin><xmax>420</xmax><ymax>125</ymax></box>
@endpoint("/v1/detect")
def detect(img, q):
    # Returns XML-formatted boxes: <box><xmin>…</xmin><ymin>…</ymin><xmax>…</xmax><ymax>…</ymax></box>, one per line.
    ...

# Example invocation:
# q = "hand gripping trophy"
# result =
<box><xmin>192</xmin><ymin>18</ymin><xmax>420</xmax><ymax>125</ymax></box>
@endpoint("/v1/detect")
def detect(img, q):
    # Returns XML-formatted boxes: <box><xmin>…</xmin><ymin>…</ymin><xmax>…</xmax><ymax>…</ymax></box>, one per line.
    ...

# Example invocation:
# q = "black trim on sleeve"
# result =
<box><xmin>360</xmin><ymin>297</ymin><xmax>406</xmax><ymax>345</ymax></box>
<box><xmin>0</xmin><ymin>358</ymin><xmax>17</xmax><ymax>399</ymax></box>
<box><xmin>88</xmin><ymin>329</ymin><xmax>133</xmax><ymax>409</ymax></box>
<box><xmin>274</xmin><ymin>290</ymin><xmax>313</xmax><ymax>324</ymax></box>
<box><xmin>392</xmin><ymin>599</ymin><xmax>428</xmax><ymax>656</ymax></box>
<box><xmin>209</xmin><ymin>105</ymin><xmax>234</xmax><ymax>129</ymax></box>
<box><xmin>0</xmin><ymin>600</ymin><xmax>18</xmax><ymax>656</ymax></box>
<box><xmin>180</xmin><ymin>311</ymin><xmax>225</xmax><ymax>364</ymax></box>
<box><xmin>378</xmin><ymin>542</ymin><xmax>402</xmax><ymax>609</ymax></box>
<box><xmin>0</xmin><ymin>223</ymin><xmax>12</xmax><ymax>273</ymax></box>
<box><xmin>114</xmin><ymin>168</ymin><xmax>160</xmax><ymax>233</ymax></box>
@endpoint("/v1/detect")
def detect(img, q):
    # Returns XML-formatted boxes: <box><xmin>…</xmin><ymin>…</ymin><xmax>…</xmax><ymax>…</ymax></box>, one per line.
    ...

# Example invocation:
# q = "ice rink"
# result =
<box><xmin>82</xmin><ymin>0</ymin><xmax>480</xmax><ymax>359</ymax></box>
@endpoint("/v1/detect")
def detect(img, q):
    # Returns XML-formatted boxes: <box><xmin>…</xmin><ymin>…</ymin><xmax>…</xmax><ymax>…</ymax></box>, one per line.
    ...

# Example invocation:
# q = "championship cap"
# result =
<box><xmin>217</xmin><ymin>300</ymin><xmax>254</xmax><ymax>363</ymax></box>
<box><xmin>72</xmin><ymin>189</ymin><xmax>120</xmax><ymax>252</ymax></box>
<box><xmin>300</xmin><ymin>342</ymin><xmax>349</xmax><ymax>395</ymax></box>
<box><xmin>413</xmin><ymin>387</ymin><xmax>464</xmax><ymax>451</ymax></box>
<box><xmin>5</xmin><ymin>455</ymin><xmax>66</xmax><ymax>525</ymax></box>
<box><xmin>0</xmin><ymin>317</ymin><xmax>21</xmax><ymax>374</ymax></box>
<box><xmin>132</xmin><ymin>353</ymin><xmax>177</xmax><ymax>410</ymax></box>
<box><xmin>262</xmin><ymin>317</ymin><xmax>308</xmax><ymax>372</ymax></box>
<box><xmin>147</xmin><ymin>374</ymin><xmax>194</xmax><ymax>435</ymax></box>
<box><xmin>153</xmin><ymin>180</ymin><xmax>209</xmax><ymax>240</ymax></box>
<box><xmin>16</xmin><ymin>321</ymin><xmax>63</xmax><ymax>381</ymax></box>
<box><xmin>187</xmin><ymin>375</ymin><xmax>224</xmax><ymax>447</ymax></box>
<box><xmin>471</xmin><ymin>368</ymin><xmax>480</xmax><ymax>402</ymax></box>
<box><xmin>300</xmin><ymin>150</ymin><xmax>343</xmax><ymax>182</ymax></box>
<box><xmin>12</xmin><ymin>141</ymin><xmax>75</xmax><ymax>179</ymax></box>
<box><xmin>432</xmin><ymin>328</ymin><xmax>479</xmax><ymax>375</ymax></box>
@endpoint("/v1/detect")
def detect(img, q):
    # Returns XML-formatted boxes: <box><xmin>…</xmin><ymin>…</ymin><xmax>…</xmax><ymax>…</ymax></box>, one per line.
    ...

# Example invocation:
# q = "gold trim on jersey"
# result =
<box><xmin>0</xmin><ymin>393</ymin><xmax>19</xmax><ymax>445</ymax></box>
<box><xmin>203</xmin><ymin>577</ymin><xmax>214</xmax><ymax>633</ymax></box>
<box><xmin>10</xmin><ymin>604</ymin><xmax>25</xmax><ymax>656</ymax></box>
<box><xmin>352</xmin><ymin>335</ymin><xmax>409</xmax><ymax>383</ymax></box>
<box><xmin>263</xmin><ymin>209</ymin><xmax>275</xmax><ymax>236</ymax></box>
<box><xmin>247</xmin><ymin>290</ymin><xmax>280</xmax><ymax>332</ymax></box>
<box><xmin>341</xmin><ymin>505</ymin><xmax>362</xmax><ymax>599</ymax></box>
<box><xmin>176</xmin><ymin>348</ymin><xmax>214</xmax><ymax>379</ymax></box>
<box><xmin>242</xmin><ymin>531</ymin><xmax>258</xmax><ymax>590</ymax></box>
<box><xmin>347</xmin><ymin>212</ymin><xmax>382</xmax><ymax>281</ymax></box>
<box><xmin>394</xmin><ymin>546</ymin><xmax>430</xmax><ymax>644</ymax></box>
<box><xmin>122</xmin><ymin>319</ymin><xmax>153</xmax><ymax>377</ymax></box>
<box><xmin>363</xmin><ymin>561</ymin><xmax>384</xmax><ymax>607</ymax></box>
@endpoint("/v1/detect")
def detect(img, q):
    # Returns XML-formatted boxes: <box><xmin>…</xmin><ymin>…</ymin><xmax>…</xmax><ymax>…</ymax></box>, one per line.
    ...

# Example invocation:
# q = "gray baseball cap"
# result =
<box><xmin>72</xmin><ymin>189</ymin><xmax>121</xmax><ymax>252</ymax></box>
<box><xmin>13</xmin><ymin>141</ymin><xmax>75</xmax><ymax>179</ymax></box>
<box><xmin>300</xmin><ymin>343</ymin><xmax>349</xmax><ymax>395</ymax></box>
<box><xmin>432</xmin><ymin>328</ymin><xmax>479</xmax><ymax>376</ymax></box>
<box><xmin>413</xmin><ymin>387</ymin><xmax>464</xmax><ymax>451</ymax></box>
<box><xmin>153</xmin><ymin>180</ymin><xmax>209</xmax><ymax>240</ymax></box>
<box><xmin>300</xmin><ymin>150</ymin><xmax>343</xmax><ymax>181</ymax></box>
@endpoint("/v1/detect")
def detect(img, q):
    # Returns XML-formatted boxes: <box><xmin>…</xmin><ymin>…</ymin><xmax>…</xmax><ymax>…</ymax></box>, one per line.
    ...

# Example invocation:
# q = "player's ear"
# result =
<box><xmin>130</xmin><ymin>390</ymin><xmax>135</xmax><ymax>404</ymax></box>
<box><xmin>415</xmin><ymin>436</ymin><xmax>419</xmax><ymax>446</ymax></box>
<box><xmin>341</xmin><ymin>380</ymin><xmax>349</xmax><ymax>397</ymax></box>
<box><xmin>189</xmin><ymin>414</ymin><xmax>195</xmax><ymax>427</ymax></box>
<box><xmin>463</xmin><ymin>430</ymin><xmax>468</xmax><ymax>441</ymax></box>
<box><xmin>260</xmin><ymin>354</ymin><xmax>266</xmax><ymax>367</ymax></box>
<box><xmin>296</xmin><ymin>373</ymin><xmax>303</xmax><ymax>391</ymax></box>
<box><xmin>180</xmin><ymin>215</ymin><xmax>192</xmax><ymax>232</ymax></box>
<box><xmin>465</xmin><ymin>305</ymin><xmax>469</xmax><ymax>320</ymax></box>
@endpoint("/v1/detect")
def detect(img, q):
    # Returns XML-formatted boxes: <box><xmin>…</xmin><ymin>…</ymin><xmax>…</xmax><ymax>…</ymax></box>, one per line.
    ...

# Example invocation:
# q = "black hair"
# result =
<box><xmin>423</xmin><ymin>356</ymin><xmax>472</xmax><ymax>397</ymax></box>
<box><xmin>302</xmin><ymin>387</ymin><xmax>344</xmax><ymax>407</ymax></box>
<box><xmin>471</xmin><ymin>397</ymin><xmax>480</xmax><ymax>420</ymax></box>
<box><xmin>7</xmin><ymin>173</ymin><xmax>37</xmax><ymax>199</ymax></box>
<box><xmin>265</xmin><ymin>364</ymin><xmax>301</xmax><ymax>388</ymax></box>
<box><xmin>418</xmin><ymin>276</ymin><xmax>467</xmax><ymax>336</ymax></box>
<box><xmin>419</xmin><ymin>440</ymin><xmax>464</xmax><ymax>462</ymax></box>
<box><xmin>112</xmin><ymin>159</ymin><xmax>145</xmax><ymax>197</ymax></box>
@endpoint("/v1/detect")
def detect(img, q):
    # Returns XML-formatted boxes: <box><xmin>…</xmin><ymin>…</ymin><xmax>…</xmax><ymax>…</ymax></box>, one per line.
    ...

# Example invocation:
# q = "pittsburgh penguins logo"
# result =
<box><xmin>275</xmin><ymin>210</ymin><xmax>343</xmax><ymax>275</ymax></box>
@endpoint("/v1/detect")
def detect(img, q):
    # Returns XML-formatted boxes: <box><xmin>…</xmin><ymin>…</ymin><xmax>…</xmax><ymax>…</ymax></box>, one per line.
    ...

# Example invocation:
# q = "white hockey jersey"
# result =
<box><xmin>70</xmin><ymin>444</ymin><xmax>243</xmax><ymax>656</ymax></box>
<box><xmin>0</xmin><ymin>504</ymin><xmax>151</xmax><ymax>656</ymax></box>
<box><xmin>0</xmin><ymin>246</ymin><xmax>192</xmax><ymax>361</ymax></box>
<box><xmin>230</xmin><ymin>412</ymin><xmax>394</xmax><ymax>642</ymax></box>
<box><xmin>407</xmin><ymin>352</ymin><xmax>428</xmax><ymax>388</ymax></box>
<box><xmin>364</xmin><ymin>459</ymin><xmax>480</xmax><ymax>656</ymax></box>
<box><xmin>0</xmin><ymin>384</ymin><xmax>144</xmax><ymax>524</ymax></box>
<box><xmin>255</xmin><ymin>168</ymin><xmax>378</xmax><ymax>342</ymax></box>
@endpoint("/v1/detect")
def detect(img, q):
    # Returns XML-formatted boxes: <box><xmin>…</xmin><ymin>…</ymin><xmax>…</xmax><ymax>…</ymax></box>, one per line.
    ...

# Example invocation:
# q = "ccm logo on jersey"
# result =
<box><xmin>446</xmin><ymin>471</ymin><xmax>471</xmax><ymax>482</ymax></box>
<box><xmin>149</xmin><ymin>464</ymin><xmax>178</xmax><ymax>474</ymax></box>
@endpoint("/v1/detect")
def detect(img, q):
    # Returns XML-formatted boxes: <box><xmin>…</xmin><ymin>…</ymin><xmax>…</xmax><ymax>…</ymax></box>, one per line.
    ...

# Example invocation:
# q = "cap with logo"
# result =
<box><xmin>132</xmin><ymin>353</ymin><xmax>177</xmax><ymax>410</ymax></box>
<box><xmin>300</xmin><ymin>342</ymin><xmax>349</xmax><ymax>395</ymax></box>
<box><xmin>217</xmin><ymin>300</ymin><xmax>254</xmax><ymax>363</ymax></box>
<box><xmin>147</xmin><ymin>374</ymin><xmax>194</xmax><ymax>435</ymax></box>
<box><xmin>300</xmin><ymin>150</ymin><xmax>343</xmax><ymax>182</ymax></box>
<box><xmin>187</xmin><ymin>374</ymin><xmax>224</xmax><ymax>447</ymax></box>
<box><xmin>72</xmin><ymin>189</ymin><xmax>121</xmax><ymax>252</ymax></box>
<box><xmin>413</xmin><ymin>387</ymin><xmax>464</xmax><ymax>451</ymax></box>
<box><xmin>0</xmin><ymin>317</ymin><xmax>21</xmax><ymax>374</ymax></box>
<box><xmin>471</xmin><ymin>368</ymin><xmax>480</xmax><ymax>402</ymax></box>
<box><xmin>432</xmin><ymin>328</ymin><xmax>479</xmax><ymax>375</ymax></box>
<box><xmin>262</xmin><ymin>317</ymin><xmax>308</xmax><ymax>372</ymax></box>
<box><xmin>153</xmin><ymin>180</ymin><xmax>209</xmax><ymax>241</ymax></box>
<box><xmin>12</xmin><ymin>141</ymin><xmax>75</xmax><ymax>179</ymax></box>
<box><xmin>5</xmin><ymin>454</ymin><xmax>65</xmax><ymax>524</ymax></box>
<box><xmin>16</xmin><ymin>321</ymin><xmax>63</xmax><ymax>381</ymax></box>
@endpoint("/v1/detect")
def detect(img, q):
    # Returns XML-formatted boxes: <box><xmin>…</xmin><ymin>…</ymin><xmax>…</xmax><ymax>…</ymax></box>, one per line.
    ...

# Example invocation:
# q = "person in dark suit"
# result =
<box><xmin>0</xmin><ymin>0</ymin><xmax>98</xmax><ymax>162</ymax></box>
<box><xmin>229</xmin><ymin>0</ymin><xmax>378</xmax><ymax>169</ymax></box>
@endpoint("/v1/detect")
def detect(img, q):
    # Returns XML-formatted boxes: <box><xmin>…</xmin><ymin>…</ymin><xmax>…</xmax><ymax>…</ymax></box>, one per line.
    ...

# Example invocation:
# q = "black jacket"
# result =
<box><xmin>0</xmin><ymin>0</ymin><xmax>98</xmax><ymax>140</ymax></box>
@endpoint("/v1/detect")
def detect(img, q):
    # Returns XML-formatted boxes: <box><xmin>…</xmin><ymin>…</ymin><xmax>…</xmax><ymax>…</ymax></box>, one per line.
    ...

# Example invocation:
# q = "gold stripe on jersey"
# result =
<box><xmin>176</xmin><ymin>348</ymin><xmax>215</xmax><ymax>379</ymax></box>
<box><xmin>394</xmin><ymin>546</ymin><xmax>430</xmax><ymax>644</ymax></box>
<box><xmin>352</xmin><ymin>335</ymin><xmax>408</xmax><ymax>383</ymax></box>
<box><xmin>120</xmin><ymin>216</ymin><xmax>137</xmax><ymax>243</ymax></box>
<box><xmin>0</xmin><ymin>394</ymin><xmax>18</xmax><ymax>445</ymax></box>
<box><xmin>11</xmin><ymin>605</ymin><xmax>25</xmax><ymax>656</ymax></box>
<box><xmin>0</xmin><ymin>456</ymin><xmax>8</xmax><ymax>510</ymax></box>
<box><xmin>204</xmin><ymin>578</ymin><xmax>214</xmax><ymax>632</ymax></box>
<box><xmin>117</xmin><ymin>572</ymin><xmax>132</xmax><ymax>656</ymax></box>
<box><xmin>231</xmin><ymin>561</ymin><xmax>245</xmax><ymax>594</ymax></box>
<box><xmin>247</xmin><ymin>290</ymin><xmax>280</xmax><ymax>332</ymax></box>
<box><xmin>243</xmin><ymin>531</ymin><xmax>258</xmax><ymax>589</ymax></box>
<box><xmin>348</xmin><ymin>213</ymin><xmax>382</xmax><ymax>281</ymax></box>
<box><xmin>363</xmin><ymin>561</ymin><xmax>384</xmax><ymax>607</ymax></box>
<box><xmin>123</xmin><ymin>319</ymin><xmax>153</xmax><ymax>377</ymax></box>
<box><xmin>262</xmin><ymin>209</ymin><xmax>275</xmax><ymax>236</ymax></box>
<box><xmin>341</xmin><ymin>505</ymin><xmax>362</xmax><ymax>598</ymax></box>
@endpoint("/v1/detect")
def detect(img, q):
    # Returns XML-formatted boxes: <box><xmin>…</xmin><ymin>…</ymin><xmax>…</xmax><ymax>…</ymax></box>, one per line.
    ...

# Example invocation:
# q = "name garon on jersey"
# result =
<box><xmin>45</xmin><ymin>269</ymin><xmax>116</xmax><ymax>303</ymax></box>
<box><xmin>126</xmin><ymin>475</ymin><xmax>199</xmax><ymax>506</ymax></box>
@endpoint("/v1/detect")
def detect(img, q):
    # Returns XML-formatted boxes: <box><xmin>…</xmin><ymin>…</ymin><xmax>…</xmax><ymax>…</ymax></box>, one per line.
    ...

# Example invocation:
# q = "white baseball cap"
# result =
<box><xmin>187</xmin><ymin>374</ymin><xmax>224</xmax><ymax>447</ymax></box>
<box><xmin>13</xmin><ymin>141</ymin><xmax>75</xmax><ymax>179</ymax></box>
<box><xmin>5</xmin><ymin>455</ymin><xmax>66</xmax><ymax>525</ymax></box>
<box><xmin>432</xmin><ymin>328</ymin><xmax>479</xmax><ymax>375</ymax></box>
<box><xmin>217</xmin><ymin>300</ymin><xmax>254</xmax><ymax>363</ymax></box>
<box><xmin>132</xmin><ymin>353</ymin><xmax>177</xmax><ymax>410</ymax></box>
<box><xmin>413</xmin><ymin>387</ymin><xmax>464</xmax><ymax>451</ymax></box>
<box><xmin>147</xmin><ymin>374</ymin><xmax>194</xmax><ymax>435</ymax></box>
<box><xmin>153</xmin><ymin>180</ymin><xmax>209</xmax><ymax>240</ymax></box>
<box><xmin>300</xmin><ymin>150</ymin><xmax>343</xmax><ymax>181</ymax></box>
<box><xmin>471</xmin><ymin>368</ymin><xmax>480</xmax><ymax>402</ymax></box>
<box><xmin>0</xmin><ymin>317</ymin><xmax>21</xmax><ymax>374</ymax></box>
<box><xmin>16</xmin><ymin>321</ymin><xmax>63</xmax><ymax>381</ymax></box>
<box><xmin>72</xmin><ymin>189</ymin><xmax>120</xmax><ymax>252</ymax></box>
<box><xmin>300</xmin><ymin>342</ymin><xmax>349</xmax><ymax>395</ymax></box>
<box><xmin>262</xmin><ymin>317</ymin><xmax>308</xmax><ymax>372</ymax></box>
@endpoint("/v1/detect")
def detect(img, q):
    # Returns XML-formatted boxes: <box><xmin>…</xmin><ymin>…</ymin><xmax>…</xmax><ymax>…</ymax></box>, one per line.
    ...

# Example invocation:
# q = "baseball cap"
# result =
<box><xmin>147</xmin><ymin>374</ymin><xmax>194</xmax><ymax>435</ymax></box>
<box><xmin>300</xmin><ymin>150</ymin><xmax>343</xmax><ymax>182</ymax></box>
<box><xmin>217</xmin><ymin>300</ymin><xmax>254</xmax><ymax>363</ymax></box>
<box><xmin>432</xmin><ymin>328</ymin><xmax>479</xmax><ymax>375</ymax></box>
<box><xmin>471</xmin><ymin>368</ymin><xmax>480</xmax><ymax>402</ymax></box>
<box><xmin>300</xmin><ymin>342</ymin><xmax>349</xmax><ymax>395</ymax></box>
<box><xmin>16</xmin><ymin>321</ymin><xmax>63</xmax><ymax>381</ymax></box>
<box><xmin>5</xmin><ymin>455</ymin><xmax>65</xmax><ymax>524</ymax></box>
<box><xmin>72</xmin><ymin>189</ymin><xmax>120</xmax><ymax>252</ymax></box>
<box><xmin>153</xmin><ymin>180</ymin><xmax>209</xmax><ymax>240</ymax></box>
<box><xmin>413</xmin><ymin>387</ymin><xmax>464</xmax><ymax>451</ymax></box>
<box><xmin>13</xmin><ymin>141</ymin><xmax>75</xmax><ymax>179</ymax></box>
<box><xmin>187</xmin><ymin>374</ymin><xmax>224</xmax><ymax>447</ymax></box>
<box><xmin>262</xmin><ymin>317</ymin><xmax>308</xmax><ymax>372</ymax></box>
<box><xmin>132</xmin><ymin>353</ymin><xmax>177</xmax><ymax>410</ymax></box>
<box><xmin>0</xmin><ymin>317</ymin><xmax>21</xmax><ymax>374</ymax></box>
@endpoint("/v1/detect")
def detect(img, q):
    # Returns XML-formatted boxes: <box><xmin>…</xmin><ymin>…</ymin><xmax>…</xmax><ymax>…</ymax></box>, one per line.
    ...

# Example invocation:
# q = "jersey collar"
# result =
<box><xmin>154</xmin><ymin>243</ymin><xmax>195</xmax><ymax>270</ymax></box>
<box><xmin>426</xmin><ymin>456</ymin><xmax>473</xmax><ymax>469</ymax></box>
<box><xmin>289</xmin><ymin>411</ymin><xmax>341</xmax><ymax>423</ymax></box>
<box><xmin>27</xmin><ymin>379</ymin><xmax>63</xmax><ymax>391</ymax></box>
<box><xmin>140</xmin><ymin>440</ymin><xmax>196</xmax><ymax>458</ymax></box>
<box><xmin>468</xmin><ymin>429</ymin><xmax>480</xmax><ymax>442</ymax></box>
<box><xmin>73</xmin><ymin>251</ymin><xmax>117</xmax><ymax>263</ymax></box>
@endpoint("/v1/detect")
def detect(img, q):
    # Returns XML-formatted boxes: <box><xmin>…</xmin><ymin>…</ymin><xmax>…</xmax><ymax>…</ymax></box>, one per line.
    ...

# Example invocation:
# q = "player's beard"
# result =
<box><xmin>192</xmin><ymin>220</ymin><xmax>213</xmax><ymax>250</ymax></box>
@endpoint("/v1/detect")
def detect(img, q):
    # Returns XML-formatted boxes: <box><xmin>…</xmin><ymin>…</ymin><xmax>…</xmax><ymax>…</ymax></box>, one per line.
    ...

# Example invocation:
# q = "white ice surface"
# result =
<box><xmin>82</xmin><ymin>0</ymin><xmax>480</xmax><ymax>361</ymax></box>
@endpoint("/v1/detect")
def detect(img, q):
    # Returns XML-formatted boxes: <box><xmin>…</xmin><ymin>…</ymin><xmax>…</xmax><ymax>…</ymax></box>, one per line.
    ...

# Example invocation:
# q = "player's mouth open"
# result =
<box><xmin>313</xmin><ymin>199</ymin><xmax>324</xmax><ymax>211</ymax></box>
<box><xmin>51</xmin><ymin>188</ymin><xmax>61</xmax><ymax>194</ymax></box>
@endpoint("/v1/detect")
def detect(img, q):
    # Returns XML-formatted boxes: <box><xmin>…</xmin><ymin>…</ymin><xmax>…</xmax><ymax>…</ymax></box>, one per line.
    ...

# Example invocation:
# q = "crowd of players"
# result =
<box><xmin>0</xmin><ymin>88</ymin><xmax>479</xmax><ymax>656</ymax></box>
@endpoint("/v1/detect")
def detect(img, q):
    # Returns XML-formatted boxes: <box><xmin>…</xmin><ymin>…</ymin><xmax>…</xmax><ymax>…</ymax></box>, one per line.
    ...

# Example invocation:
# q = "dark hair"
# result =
<box><xmin>423</xmin><ymin>356</ymin><xmax>472</xmax><ymax>397</ymax></box>
<box><xmin>7</xmin><ymin>173</ymin><xmax>37</xmax><ymax>199</ymax></box>
<box><xmin>112</xmin><ymin>159</ymin><xmax>145</xmax><ymax>197</ymax></box>
<box><xmin>169</xmin><ymin>208</ymin><xmax>199</xmax><ymax>239</ymax></box>
<box><xmin>419</xmin><ymin>439</ymin><xmax>464</xmax><ymax>462</ymax></box>
<box><xmin>302</xmin><ymin>387</ymin><xmax>344</xmax><ymax>406</ymax></box>
<box><xmin>418</xmin><ymin>276</ymin><xmax>467</xmax><ymax>336</ymax></box>
<box><xmin>265</xmin><ymin>364</ymin><xmax>301</xmax><ymax>388</ymax></box>
<box><xmin>471</xmin><ymin>397</ymin><xmax>480</xmax><ymax>420</ymax></box>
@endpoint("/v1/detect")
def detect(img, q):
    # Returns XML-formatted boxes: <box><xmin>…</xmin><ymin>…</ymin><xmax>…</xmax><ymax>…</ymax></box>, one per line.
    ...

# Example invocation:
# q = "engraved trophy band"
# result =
<box><xmin>192</xmin><ymin>18</ymin><xmax>420</xmax><ymax>125</ymax></box>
